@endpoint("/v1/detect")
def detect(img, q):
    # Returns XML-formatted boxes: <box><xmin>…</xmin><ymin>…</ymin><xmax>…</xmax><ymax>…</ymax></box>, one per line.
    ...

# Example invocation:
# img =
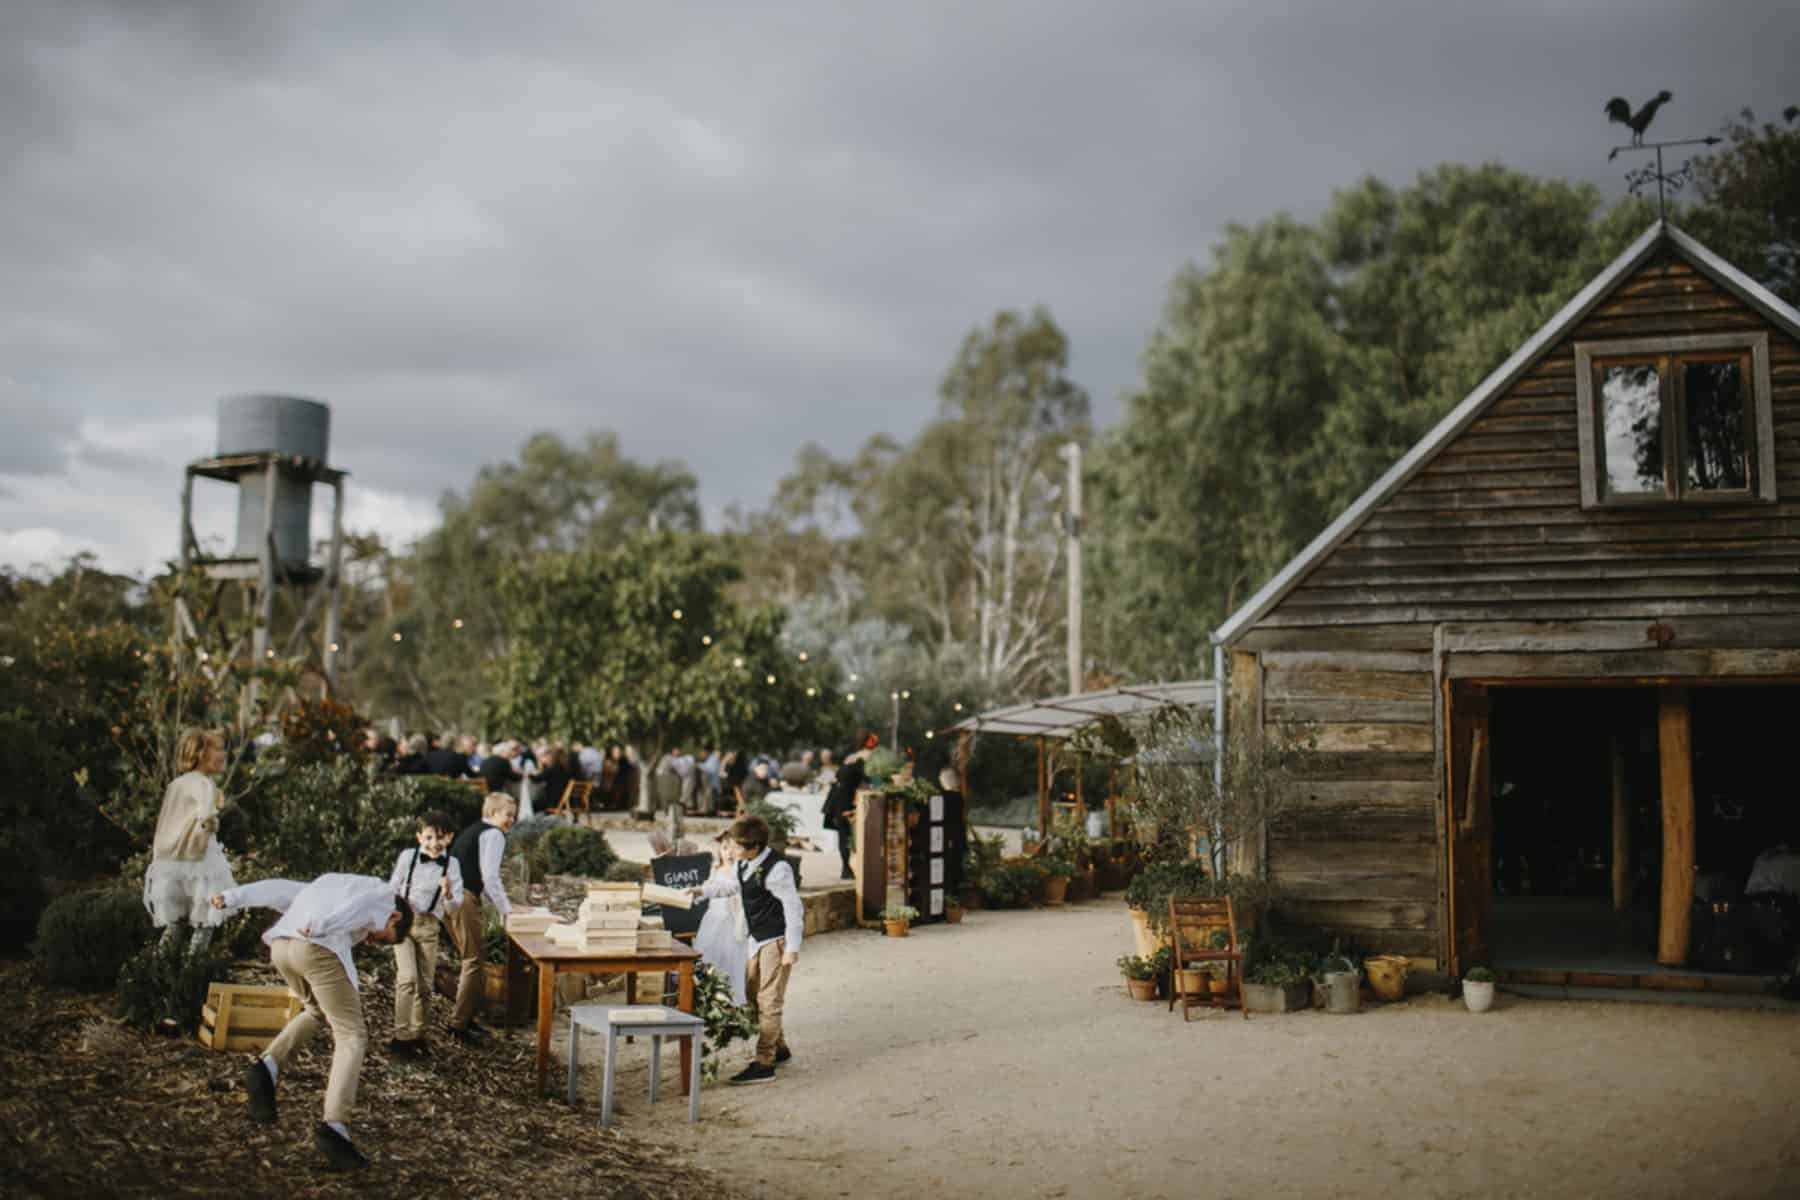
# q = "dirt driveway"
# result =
<box><xmin>580</xmin><ymin>899</ymin><xmax>1799</xmax><ymax>1199</ymax></box>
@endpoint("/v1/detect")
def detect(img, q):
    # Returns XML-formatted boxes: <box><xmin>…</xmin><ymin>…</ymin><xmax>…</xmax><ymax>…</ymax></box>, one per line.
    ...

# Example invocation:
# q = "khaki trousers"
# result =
<box><xmin>447</xmin><ymin>896</ymin><xmax>487</xmax><ymax>1029</ymax></box>
<box><xmin>392</xmin><ymin>914</ymin><xmax>442</xmax><ymax>1041</ymax></box>
<box><xmin>745</xmin><ymin>939</ymin><xmax>792</xmax><ymax>1067</ymax></box>
<box><xmin>265</xmin><ymin>939</ymin><xmax>367</xmax><ymax>1124</ymax></box>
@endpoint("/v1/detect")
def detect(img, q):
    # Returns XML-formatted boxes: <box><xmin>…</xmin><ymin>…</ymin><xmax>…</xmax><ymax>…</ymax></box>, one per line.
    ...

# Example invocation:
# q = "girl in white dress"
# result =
<box><xmin>691</xmin><ymin>836</ymin><xmax>749</xmax><ymax>1003</ymax></box>
<box><xmin>142</xmin><ymin>729</ymin><xmax>237</xmax><ymax>953</ymax></box>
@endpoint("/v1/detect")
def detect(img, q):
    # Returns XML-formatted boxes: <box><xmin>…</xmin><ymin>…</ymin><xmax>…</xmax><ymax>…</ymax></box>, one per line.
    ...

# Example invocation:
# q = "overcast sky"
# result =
<box><xmin>3</xmin><ymin>0</ymin><xmax>1795</xmax><ymax>578</ymax></box>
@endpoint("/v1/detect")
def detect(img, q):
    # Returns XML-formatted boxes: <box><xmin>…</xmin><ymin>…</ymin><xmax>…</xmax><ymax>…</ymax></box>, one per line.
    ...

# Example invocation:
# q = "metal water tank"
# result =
<box><xmin>216</xmin><ymin>395</ymin><xmax>331</xmax><ymax>568</ymax></box>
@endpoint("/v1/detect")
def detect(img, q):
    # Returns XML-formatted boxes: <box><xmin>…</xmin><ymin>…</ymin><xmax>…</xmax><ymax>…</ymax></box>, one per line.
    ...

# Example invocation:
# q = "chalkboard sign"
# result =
<box><xmin>647</xmin><ymin>853</ymin><xmax>713</xmax><ymax>937</ymax></box>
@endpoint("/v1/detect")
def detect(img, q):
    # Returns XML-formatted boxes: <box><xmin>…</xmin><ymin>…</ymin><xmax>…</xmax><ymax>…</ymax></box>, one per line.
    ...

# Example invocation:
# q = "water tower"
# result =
<box><xmin>174</xmin><ymin>395</ymin><xmax>348</xmax><ymax>690</ymax></box>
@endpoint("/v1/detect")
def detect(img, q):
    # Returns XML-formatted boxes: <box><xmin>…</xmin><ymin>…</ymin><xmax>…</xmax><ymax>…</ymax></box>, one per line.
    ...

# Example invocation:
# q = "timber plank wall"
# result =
<box><xmin>1231</xmin><ymin>247</ymin><xmax>1800</xmax><ymax>963</ymax></box>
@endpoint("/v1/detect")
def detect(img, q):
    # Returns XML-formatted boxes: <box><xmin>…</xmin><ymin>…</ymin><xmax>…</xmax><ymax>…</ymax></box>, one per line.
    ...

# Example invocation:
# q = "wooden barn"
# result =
<box><xmin>1211</xmin><ymin>221</ymin><xmax>1800</xmax><ymax>989</ymax></box>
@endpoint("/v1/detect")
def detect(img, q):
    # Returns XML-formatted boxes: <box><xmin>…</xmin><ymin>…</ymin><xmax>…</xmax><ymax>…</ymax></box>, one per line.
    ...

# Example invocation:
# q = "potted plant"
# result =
<box><xmin>1463</xmin><ymin>965</ymin><xmax>1497</xmax><ymax>1013</ymax></box>
<box><xmin>1314</xmin><ymin>951</ymin><xmax>1361</xmax><ymax>1014</ymax></box>
<box><xmin>1148</xmin><ymin>945</ymin><xmax>1174</xmax><ymax>999</ymax></box>
<box><xmin>881</xmin><ymin>904</ymin><xmax>919</xmax><ymax>938</ymax></box>
<box><xmin>1116</xmin><ymin>954</ymin><xmax>1160</xmax><ymax>1001</ymax></box>
<box><xmin>1041</xmin><ymin>854</ymin><xmax>1076</xmax><ymax>906</ymax></box>
<box><xmin>943</xmin><ymin>896</ymin><xmax>964</xmax><ymax>925</ymax></box>
<box><xmin>1173</xmin><ymin>961</ymin><xmax>1210</xmax><ymax>998</ymax></box>
<box><xmin>1241</xmin><ymin>958</ymin><xmax>1311</xmax><ymax>1013</ymax></box>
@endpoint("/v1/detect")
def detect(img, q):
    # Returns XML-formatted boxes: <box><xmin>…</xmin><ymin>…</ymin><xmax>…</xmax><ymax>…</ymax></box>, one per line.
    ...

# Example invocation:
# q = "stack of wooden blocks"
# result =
<box><xmin>543</xmin><ymin>882</ymin><xmax>674</xmax><ymax>952</ymax></box>
<box><xmin>504</xmin><ymin>906</ymin><xmax>556</xmax><ymax>935</ymax></box>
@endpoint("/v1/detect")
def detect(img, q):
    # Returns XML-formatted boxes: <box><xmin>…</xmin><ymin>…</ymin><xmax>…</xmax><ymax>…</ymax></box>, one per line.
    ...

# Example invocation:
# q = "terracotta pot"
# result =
<box><xmin>1174</xmin><ymin>967</ymin><xmax>1209</xmax><ymax>996</ymax></box>
<box><xmin>1208</xmin><ymin>975</ymin><xmax>1231</xmax><ymax>996</ymax></box>
<box><xmin>1128</xmin><ymin>907</ymin><xmax>1173</xmax><ymax>961</ymax></box>
<box><xmin>960</xmin><ymin>887</ymin><xmax>984</xmax><ymax>911</ymax></box>
<box><xmin>944</xmin><ymin>906</ymin><xmax>964</xmax><ymax>925</ymax></box>
<box><xmin>1125</xmin><ymin>977</ymin><xmax>1158</xmax><ymax>1001</ymax></box>
<box><xmin>1042</xmin><ymin>875</ymin><xmax>1070</xmax><ymax>906</ymax></box>
<box><xmin>883</xmin><ymin>919</ymin><xmax>910</xmax><ymax>938</ymax></box>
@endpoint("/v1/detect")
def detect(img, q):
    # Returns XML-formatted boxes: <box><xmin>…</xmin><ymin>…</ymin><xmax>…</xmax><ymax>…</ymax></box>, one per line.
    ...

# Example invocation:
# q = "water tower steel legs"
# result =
<box><xmin>322</xmin><ymin>478</ymin><xmax>344</xmax><ymax>690</ymax></box>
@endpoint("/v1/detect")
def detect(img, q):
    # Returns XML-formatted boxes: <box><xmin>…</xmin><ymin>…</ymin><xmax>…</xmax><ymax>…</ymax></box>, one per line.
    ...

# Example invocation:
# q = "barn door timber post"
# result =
<box><xmin>1445</xmin><ymin>680</ymin><xmax>1492</xmax><ymax>976</ymax></box>
<box><xmin>1611</xmin><ymin>734</ymin><xmax>1631</xmax><ymax>914</ymax></box>
<box><xmin>1228</xmin><ymin>650</ymin><xmax>1263</xmax><ymax>879</ymax></box>
<box><xmin>1657</xmin><ymin>687</ymin><xmax>1695</xmax><ymax>965</ymax></box>
<box><xmin>1432</xmin><ymin>625</ymin><xmax>1450</xmax><ymax>970</ymax></box>
<box><xmin>1036</xmin><ymin>737</ymin><xmax>1048</xmax><ymax>845</ymax></box>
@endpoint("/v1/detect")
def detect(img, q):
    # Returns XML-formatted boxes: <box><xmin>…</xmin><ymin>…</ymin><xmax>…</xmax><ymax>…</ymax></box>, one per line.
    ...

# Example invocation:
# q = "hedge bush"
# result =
<box><xmin>34</xmin><ymin>888</ymin><xmax>154</xmax><ymax>989</ymax></box>
<box><xmin>979</xmin><ymin>857</ymin><xmax>1045</xmax><ymax>908</ymax></box>
<box><xmin>115</xmin><ymin>934</ymin><xmax>235</xmax><ymax>1034</ymax></box>
<box><xmin>243</xmin><ymin>756</ymin><xmax>417</xmax><ymax>879</ymax></box>
<box><xmin>540</xmin><ymin>824</ymin><xmax>617</xmax><ymax>878</ymax></box>
<box><xmin>0</xmin><ymin>841</ymin><xmax>50</xmax><ymax>953</ymax></box>
<box><xmin>605</xmin><ymin>859</ymin><xmax>648</xmax><ymax>883</ymax></box>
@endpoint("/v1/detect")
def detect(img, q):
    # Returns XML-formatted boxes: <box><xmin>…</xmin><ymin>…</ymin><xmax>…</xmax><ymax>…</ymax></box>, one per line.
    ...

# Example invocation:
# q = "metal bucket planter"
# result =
<box><xmin>1320</xmin><ymin>969</ymin><xmax>1361</xmax><ymax>1014</ymax></box>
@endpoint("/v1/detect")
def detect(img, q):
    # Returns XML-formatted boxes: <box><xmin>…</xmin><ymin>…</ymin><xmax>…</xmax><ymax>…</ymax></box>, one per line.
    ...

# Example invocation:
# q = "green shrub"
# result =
<box><xmin>114</xmin><ymin>935</ymin><xmax>235</xmax><ymax>1034</ymax></box>
<box><xmin>413</xmin><ymin>776</ymin><xmax>483</xmax><ymax>830</ymax></box>
<box><xmin>693</xmin><ymin>964</ymin><xmax>758</xmax><ymax>1082</ymax></box>
<box><xmin>979</xmin><ymin>857</ymin><xmax>1045</xmax><ymax>908</ymax></box>
<box><xmin>34</xmin><ymin>888</ymin><xmax>154</xmax><ymax>989</ymax></box>
<box><xmin>745</xmin><ymin>797</ymin><xmax>799</xmax><ymax>850</ymax></box>
<box><xmin>0</xmin><ymin>840</ymin><xmax>50</xmax><ymax>953</ymax></box>
<box><xmin>540</xmin><ymin>824</ymin><xmax>617</xmax><ymax>877</ymax></box>
<box><xmin>243</xmin><ymin>756</ymin><xmax>417</xmax><ymax>879</ymax></box>
<box><xmin>604</xmin><ymin>859</ymin><xmax>648</xmax><ymax>883</ymax></box>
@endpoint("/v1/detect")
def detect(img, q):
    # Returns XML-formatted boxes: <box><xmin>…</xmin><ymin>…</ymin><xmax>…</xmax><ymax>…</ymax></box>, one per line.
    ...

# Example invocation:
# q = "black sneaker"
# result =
<box><xmin>314</xmin><ymin>1123</ymin><xmax>369</xmax><ymax>1172</ymax></box>
<box><xmin>727</xmin><ymin>1062</ymin><xmax>777</xmax><ymax>1085</ymax></box>
<box><xmin>774</xmin><ymin>1045</ymin><xmax>792</xmax><ymax>1064</ymax></box>
<box><xmin>244</xmin><ymin>1057</ymin><xmax>277</xmax><ymax>1125</ymax></box>
<box><xmin>388</xmin><ymin>1037</ymin><xmax>423</xmax><ymax>1059</ymax></box>
<box><xmin>839</xmin><ymin>867</ymin><xmax>854</xmax><ymax>880</ymax></box>
<box><xmin>447</xmin><ymin>1024</ymin><xmax>489</xmax><ymax>1045</ymax></box>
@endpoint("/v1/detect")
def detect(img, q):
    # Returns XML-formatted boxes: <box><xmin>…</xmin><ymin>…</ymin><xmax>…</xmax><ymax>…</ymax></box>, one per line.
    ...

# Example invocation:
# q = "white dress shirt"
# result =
<box><xmin>476</xmin><ymin>825</ymin><xmax>513</xmax><ymax>915</ymax></box>
<box><xmin>219</xmin><ymin>874</ymin><xmax>397</xmax><ymax>990</ymax></box>
<box><xmin>700</xmin><ymin>848</ymin><xmax>803</xmax><ymax>954</ymax></box>
<box><xmin>388</xmin><ymin>847</ymin><xmax>465</xmax><ymax>918</ymax></box>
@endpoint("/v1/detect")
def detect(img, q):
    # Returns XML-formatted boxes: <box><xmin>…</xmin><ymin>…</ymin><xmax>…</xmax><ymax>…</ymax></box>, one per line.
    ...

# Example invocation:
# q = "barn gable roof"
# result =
<box><xmin>1211</xmin><ymin>220</ymin><xmax>1800</xmax><ymax>649</ymax></box>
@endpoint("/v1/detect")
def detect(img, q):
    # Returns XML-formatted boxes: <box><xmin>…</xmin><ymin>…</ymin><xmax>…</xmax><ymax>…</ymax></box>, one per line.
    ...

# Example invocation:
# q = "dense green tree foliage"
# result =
<box><xmin>1086</xmin><ymin>166</ymin><xmax>1654</xmax><ymax>678</ymax></box>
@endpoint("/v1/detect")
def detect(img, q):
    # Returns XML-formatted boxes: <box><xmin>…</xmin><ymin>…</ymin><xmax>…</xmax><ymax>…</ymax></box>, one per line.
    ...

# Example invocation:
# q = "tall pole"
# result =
<box><xmin>1059</xmin><ymin>441</ymin><xmax>1082</xmax><ymax>694</ymax></box>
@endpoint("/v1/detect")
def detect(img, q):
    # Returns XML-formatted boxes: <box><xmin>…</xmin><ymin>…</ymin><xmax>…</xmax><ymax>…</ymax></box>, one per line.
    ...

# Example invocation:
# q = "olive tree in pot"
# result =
<box><xmin>1463</xmin><ymin>965</ymin><xmax>1497</xmax><ymax>1012</ymax></box>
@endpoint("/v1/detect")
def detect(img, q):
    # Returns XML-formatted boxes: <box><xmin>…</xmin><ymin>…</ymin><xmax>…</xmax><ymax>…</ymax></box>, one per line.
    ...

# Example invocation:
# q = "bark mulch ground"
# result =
<box><xmin>0</xmin><ymin>957</ymin><xmax>736</xmax><ymax>1199</ymax></box>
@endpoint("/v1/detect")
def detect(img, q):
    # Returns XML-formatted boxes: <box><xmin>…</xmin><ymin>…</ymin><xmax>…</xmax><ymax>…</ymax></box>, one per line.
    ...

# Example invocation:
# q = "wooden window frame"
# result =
<box><xmin>1574</xmin><ymin>331</ymin><xmax>1775</xmax><ymax>508</ymax></box>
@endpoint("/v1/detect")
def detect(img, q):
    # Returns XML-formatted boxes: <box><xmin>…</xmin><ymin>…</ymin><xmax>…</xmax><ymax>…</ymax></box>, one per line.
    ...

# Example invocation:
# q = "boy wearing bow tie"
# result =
<box><xmin>388</xmin><ymin>809</ymin><xmax>463</xmax><ymax>1059</ymax></box>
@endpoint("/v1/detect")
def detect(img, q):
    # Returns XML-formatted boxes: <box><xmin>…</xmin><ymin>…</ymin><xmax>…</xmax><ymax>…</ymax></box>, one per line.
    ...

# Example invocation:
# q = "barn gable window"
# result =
<box><xmin>1574</xmin><ymin>331</ymin><xmax>1775</xmax><ymax>507</ymax></box>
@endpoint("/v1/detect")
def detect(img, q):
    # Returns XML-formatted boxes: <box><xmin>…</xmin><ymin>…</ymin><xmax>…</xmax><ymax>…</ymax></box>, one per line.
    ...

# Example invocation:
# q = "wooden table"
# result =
<box><xmin>506</xmin><ymin>932</ymin><xmax>701</xmax><ymax>1097</ymax></box>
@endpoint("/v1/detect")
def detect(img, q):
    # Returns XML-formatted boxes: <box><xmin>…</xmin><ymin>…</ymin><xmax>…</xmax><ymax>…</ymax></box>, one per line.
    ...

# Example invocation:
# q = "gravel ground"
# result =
<box><xmin>579</xmin><ymin>897</ymin><xmax>1800</xmax><ymax>1200</ymax></box>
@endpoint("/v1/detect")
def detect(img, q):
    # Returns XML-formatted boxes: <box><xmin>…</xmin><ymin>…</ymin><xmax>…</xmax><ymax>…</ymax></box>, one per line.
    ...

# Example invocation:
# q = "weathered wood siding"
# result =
<box><xmin>1264</xmin><ymin>250</ymin><xmax>1800</xmax><ymax>628</ymax></box>
<box><xmin>1230</xmin><ymin>245</ymin><xmax>1800</xmax><ymax>963</ymax></box>
<box><xmin>1257</xmin><ymin>648</ymin><xmax>1441</xmax><ymax>959</ymax></box>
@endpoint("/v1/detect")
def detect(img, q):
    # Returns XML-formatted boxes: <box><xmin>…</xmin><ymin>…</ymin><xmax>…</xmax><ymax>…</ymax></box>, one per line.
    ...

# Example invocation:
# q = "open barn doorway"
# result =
<box><xmin>1479</xmin><ymin>683</ymin><xmax>1800</xmax><ymax>980</ymax></box>
<box><xmin>1487</xmin><ymin>687</ymin><xmax>1662</xmax><ymax>969</ymax></box>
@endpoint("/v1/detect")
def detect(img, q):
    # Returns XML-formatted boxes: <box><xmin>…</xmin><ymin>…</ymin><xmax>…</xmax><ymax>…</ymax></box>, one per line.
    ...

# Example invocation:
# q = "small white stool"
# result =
<box><xmin>567</xmin><ymin>1004</ymin><xmax>704</xmax><ymax>1126</ymax></box>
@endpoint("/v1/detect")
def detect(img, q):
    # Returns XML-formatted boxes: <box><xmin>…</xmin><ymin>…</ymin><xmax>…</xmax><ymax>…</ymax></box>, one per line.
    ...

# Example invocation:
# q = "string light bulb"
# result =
<box><xmin>849</xmin><ymin>673</ymin><xmax>859</xmax><ymax>683</ymax></box>
<box><xmin>329</xmin><ymin>642</ymin><xmax>340</xmax><ymax>653</ymax></box>
<box><xmin>702</xmin><ymin>634</ymin><xmax>713</xmax><ymax>646</ymax></box>
<box><xmin>846</xmin><ymin>692</ymin><xmax>855</xmax><ymax>701</ymax></box>
<box><xmin>671</xmin><ymin>608</ymin><xmax>683</xmax><ymax>620</ymax></box>
<box><xmin>765</xmin><ymin>674</ymin><xmax>777</xmax><ymax>685</ymax></box>
<box><xmin>392</xmin><ymin>632</ymin><xmax>403</xmax><ymax>642</ymax></box>
<box><xmin>901</xmin><ymin>689</ymin><xmax>911</xmax><ymax>700</ymax></box>
<box><xmin>733</xmin><ymin>656</ymin><xmax>745</xmax><ymax>669</ymax></box>
<box><xmin>925</xmin><ymin>730</ymin><xmax>935</xmax><ymax>740</ymax></box>
<box><xmin>953</xmin><ymin>701</ymin><xmax>963</xmax><ymax>712</ymax></box>
<box><xmin>798</xmin><ymin>650</ymin><xmax>809</xmax><ymax>662</ymax></box>
<box><xmin>452</xmin><ymin>618</ymin><xmax>464</xmax><ymax>629</ymax></box>
<box><xmin>805</xmin><ymin>686</ymin><xmax>816</xmax><ymax>697</ymax></box>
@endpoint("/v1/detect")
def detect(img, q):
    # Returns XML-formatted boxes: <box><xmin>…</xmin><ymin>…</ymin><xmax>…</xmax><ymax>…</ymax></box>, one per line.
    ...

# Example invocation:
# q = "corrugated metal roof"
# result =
<box><xmin>944</xmin><ymin>680</ymin><xmax>1215</xmax><ymax>740</ymax></box>
<box><xmin>1211</xmin><ymin>220</ymin><xmax>1800</xmax><ymax>648</ymax></box>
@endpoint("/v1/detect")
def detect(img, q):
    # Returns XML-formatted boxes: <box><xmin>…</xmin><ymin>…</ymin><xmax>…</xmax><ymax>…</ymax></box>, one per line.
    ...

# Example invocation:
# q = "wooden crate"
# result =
<box><xmin>197</xmin><ymin>983</ymin><xmax>302</xmax><ymax>1053</ymax></box>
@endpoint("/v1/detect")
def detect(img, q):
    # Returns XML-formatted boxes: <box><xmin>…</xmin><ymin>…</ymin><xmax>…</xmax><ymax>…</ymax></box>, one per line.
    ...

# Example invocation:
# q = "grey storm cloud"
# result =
<box><xmin>2</xmin><ymin>0</ymin><xmax>1797</xmax><ymax>574</ymax></box>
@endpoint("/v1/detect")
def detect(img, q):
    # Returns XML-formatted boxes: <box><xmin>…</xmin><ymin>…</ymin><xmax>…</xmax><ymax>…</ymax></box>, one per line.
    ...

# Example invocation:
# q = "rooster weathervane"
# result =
<box><xmin>1604</xmin><ymin>90</ymin><xmax>1720</xmax><ymax>219</ymax></box>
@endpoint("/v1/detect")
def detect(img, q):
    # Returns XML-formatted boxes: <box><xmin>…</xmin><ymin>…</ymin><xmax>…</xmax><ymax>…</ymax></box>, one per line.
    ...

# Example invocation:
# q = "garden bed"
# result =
<box><xmin>0</xmin><ymin>957</ymin><xmax>735</xmax><ymax>1198</ymax></box>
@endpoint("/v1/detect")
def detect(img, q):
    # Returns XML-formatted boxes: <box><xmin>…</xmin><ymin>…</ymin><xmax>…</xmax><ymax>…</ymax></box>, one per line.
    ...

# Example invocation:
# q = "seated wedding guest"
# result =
<box><xmin>536</xmin><ymin>744</ymin><xmax>575</xmax><ymax>813</ymax></box>
<box><xmin>425</xmin><ymin>732</ymin><xmax>471</xmax><ymax>778</ymax></box>
<box><xmin>395</xmin><ymin>734</ymin><xmax>430</xmax><ymax>776</ymax></box>
<box><xmin>480</xmin><ymin>739</ymin><xmax>522</xmax><ymax>796</ymax></box>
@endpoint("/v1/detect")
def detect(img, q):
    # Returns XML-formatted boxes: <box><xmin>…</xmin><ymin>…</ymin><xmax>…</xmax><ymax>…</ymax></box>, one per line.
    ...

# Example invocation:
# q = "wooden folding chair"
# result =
<box><xmin>1168</xmin><ymin>896</ymin><xmax>1246</xmax><ymax>1021</ymax></box>
<box><xmin>554</xmin><ymin>780</ymin><xmax>594</xmax><ymax>819</ymax></box>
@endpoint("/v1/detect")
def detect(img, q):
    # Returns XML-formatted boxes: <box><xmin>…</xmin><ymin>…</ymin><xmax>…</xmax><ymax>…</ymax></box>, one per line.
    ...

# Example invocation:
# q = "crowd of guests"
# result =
<box><xmin>358</xmin><ymin>729</ymin><xmax>852</xmax><ymax>820</ymax></box>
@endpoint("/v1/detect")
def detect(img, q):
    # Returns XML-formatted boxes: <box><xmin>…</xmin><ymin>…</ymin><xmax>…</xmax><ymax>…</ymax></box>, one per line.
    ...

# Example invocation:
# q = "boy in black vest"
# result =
<box><xmin>446</xmin><ymin>792</ymin><xmax>517</xmax><ymax>1043</ymax></box>
<box><xmin>691</xmin><ymin>815</ymin><xmax>803</xmax><ymax>1084</ymax></box>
